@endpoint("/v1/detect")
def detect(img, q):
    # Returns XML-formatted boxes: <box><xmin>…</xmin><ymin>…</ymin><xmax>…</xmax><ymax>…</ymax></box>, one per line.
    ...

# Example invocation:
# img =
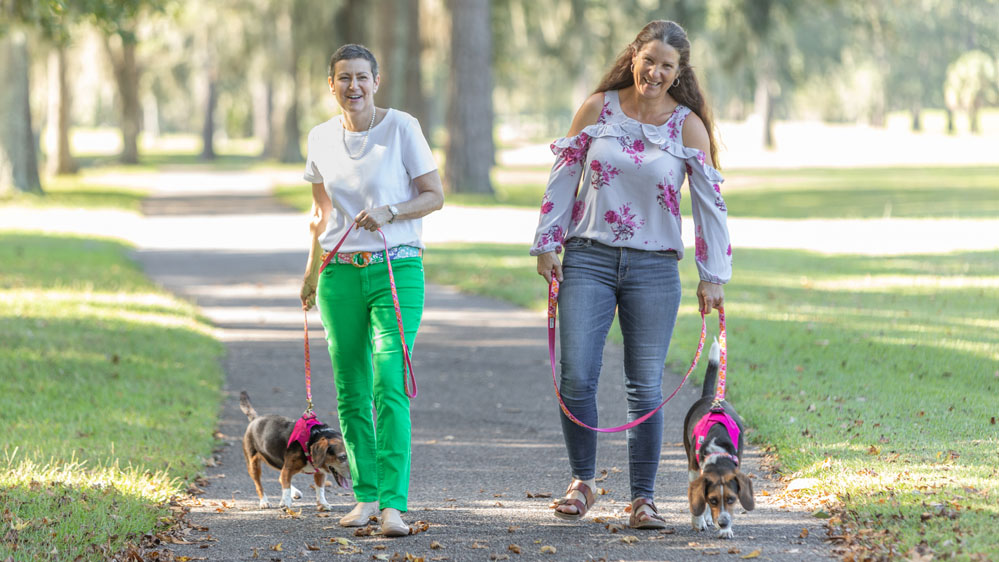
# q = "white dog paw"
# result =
<box><xmin>717</xmin><ymin>527</ymin><xmax>734</xmax><ymax>539</ymax></box>
<box><xmin>691</xmin><ymin>514</ymin><xmax>708</xmax><ymax>531</ymax></box>
<box><xmin>317</xmin><ymin>501</ymin><xmax>332</xmax><ymax>512</ymax></box>
<box><xmin>290</xmin><ymin>485</ymin><xmax>303</xmax><ymax>499</ymax></box>
<box><xmin>258</xmin><ymin>498</ymin><xmax>271</xmax><ymax>509</ymax></box>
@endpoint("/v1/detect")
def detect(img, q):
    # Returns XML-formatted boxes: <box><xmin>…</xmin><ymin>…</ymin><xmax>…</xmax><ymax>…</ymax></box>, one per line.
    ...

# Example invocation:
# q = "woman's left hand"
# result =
<box><xmin>696</xmin><ymin>280</ymin><xmax>724</xmax><ymax>315</ymax></box>
<box><xmin>354</xmin><ymin>205</ymin><xmax>394</xmax><ymax>232</ymax></box>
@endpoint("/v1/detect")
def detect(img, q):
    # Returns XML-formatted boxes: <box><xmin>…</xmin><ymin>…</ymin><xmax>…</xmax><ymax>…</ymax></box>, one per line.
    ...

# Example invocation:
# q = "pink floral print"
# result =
<box><xmin>597</xmin><ymin>100</ymin><xmax>614</xmax><ymax>124</ymax></box>
<box><xmin>552</xmin><ymin>132</ymin><xmax>591</xmax><ymax>174</ymax></box>
<box><xmin>604</xmin><ymin>203</ymin><xmax>644</xmax><ymax>242</ymax></box>
<box><xmin>656</xmin><ymin>179</ymin><xmax>680</xmax><ymax>217</ymax></box>
<box><xmin>618</xmin><ymin>136</ymin><xmax>646</xmax><ymax>167</ymax></box>
<box><xmin>695</xmin><ymin>225</ymin><xmax>708</xmax><ymax>263</ymax></box>
<box><xmin>535</xmin><ymin>224</ymin><xmax>565</xmax><ymax>252</ymax></box>
<box><xmin>572</xmin><ymin>200</ymin><xmax>585</xmax><ymax>224</ymax></box>
<box><xmin>713</xmin><ymin>183</ymin><xmax>727</xmax><ymax>212</ymax></box>
<box><xmin>589</xmin><ymin>159</ymin><xmax>621</xmax><ymax>190</ymax></box>
<box><xmin>540</xmin><ymin>192</ymin><xmax>554</xmax><ymax>215</ymax></box>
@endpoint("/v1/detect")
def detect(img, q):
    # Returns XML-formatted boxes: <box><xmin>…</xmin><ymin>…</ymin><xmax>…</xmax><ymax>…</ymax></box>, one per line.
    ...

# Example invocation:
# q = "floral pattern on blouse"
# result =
<box><xmin>619</xmin><ymin>136</ymin><xmax>646</xmax><ymax>167</ymax></box>
<box><xmin>531</xmin><ymin>90</ymin><xmax>731</xmax><ymax>284</ymax></box>
<box><xmin>604</xmin><ymin>203</ymin><xmax>644</xmax><ymax>242</ymax></box>
<box><xmin>657</xmin><ymin>178</ymin><xmax>680</xmax><ymax>217</ymax></box>
<box><xmin>589</xmin><ymin>160</ymin><xmax>621</xmax><ymax>189</ymax></box>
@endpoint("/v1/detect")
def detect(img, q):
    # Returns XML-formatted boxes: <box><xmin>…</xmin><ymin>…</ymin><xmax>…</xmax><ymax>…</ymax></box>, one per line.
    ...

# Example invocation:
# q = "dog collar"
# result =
<box><xmin>288</xmin><ymin>414</ymin><xmax>323</xmax><ymax>467</ymax></box>
<box><xmin>692</xmin><ymin>407</ymin><xmax>741</xmax><ymax>466</ymax></box>
<box><xmin>701</xmin><ymin>451</ymin><xmax>741</xmax><ymax>468</ymax></box>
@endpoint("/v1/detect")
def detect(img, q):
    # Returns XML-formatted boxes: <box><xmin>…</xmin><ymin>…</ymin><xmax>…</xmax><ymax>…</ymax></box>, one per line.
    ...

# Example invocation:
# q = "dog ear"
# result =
<box><xmin>735</xmin><ymin>472</ymin><xmax>755</xmax><ymax>511</ymax></box>
<box><xmin>688</xmin><ymin>476</ymin><xmax>707</xmax><ymax>516</ymax></box>
<box><xmin>310</xmin><ymin>437</ymin><xmax>329</xmax><ymax>469</ymax></box>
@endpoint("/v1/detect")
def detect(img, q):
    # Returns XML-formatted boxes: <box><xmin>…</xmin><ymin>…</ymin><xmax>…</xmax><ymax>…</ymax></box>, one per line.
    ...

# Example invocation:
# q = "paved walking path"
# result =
<box><xmin>100</xmin><ymin>171</ymin><xmax>834</xmax><ymax>561</ymax></box>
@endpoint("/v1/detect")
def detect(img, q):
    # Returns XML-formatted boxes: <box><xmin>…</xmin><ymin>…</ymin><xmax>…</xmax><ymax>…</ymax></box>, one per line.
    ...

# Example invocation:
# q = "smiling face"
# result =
<box><xmin>328</xmin><ymin>58</ymin><xmax>379</xmax><ymax>113</ymax></box>
<box><xmin>631</xmin><ymin>39</ymin><xmax>681</xmax><ymax>99</ymax></box>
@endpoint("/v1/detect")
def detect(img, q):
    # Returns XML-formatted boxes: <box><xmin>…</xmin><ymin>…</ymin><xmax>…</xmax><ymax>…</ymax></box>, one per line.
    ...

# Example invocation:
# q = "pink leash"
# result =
<box><xmin>547</xmin><ymin>277</ymin><xmax>725</xmax><ymax>433</ymax></box>
<box><xmin>303</xmin><ymin>223</ymin><xmax>417</xmax><ymax>412</ymax></box>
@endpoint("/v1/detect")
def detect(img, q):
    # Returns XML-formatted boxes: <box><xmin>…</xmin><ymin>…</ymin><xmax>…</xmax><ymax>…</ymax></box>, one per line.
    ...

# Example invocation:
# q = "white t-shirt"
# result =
<box><xmin>304</xmin><ymin>109</ymin><xmax>437</xmax><ymax>253</ymax></box>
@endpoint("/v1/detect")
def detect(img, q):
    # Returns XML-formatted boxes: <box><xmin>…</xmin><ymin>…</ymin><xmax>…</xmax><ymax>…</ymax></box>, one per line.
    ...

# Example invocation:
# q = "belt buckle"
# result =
<box><xmin>351</xmin><ymin>251</ymin><xmax>372</xmax><ymax>268</ymax></box>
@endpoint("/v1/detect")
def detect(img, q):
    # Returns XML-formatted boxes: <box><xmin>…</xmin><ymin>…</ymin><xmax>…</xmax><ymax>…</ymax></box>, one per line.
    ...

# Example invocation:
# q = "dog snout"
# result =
<box><xmin>717</xmin><ymin>511</ymin><xmax>731</xmax><ymax>528</ymax></box>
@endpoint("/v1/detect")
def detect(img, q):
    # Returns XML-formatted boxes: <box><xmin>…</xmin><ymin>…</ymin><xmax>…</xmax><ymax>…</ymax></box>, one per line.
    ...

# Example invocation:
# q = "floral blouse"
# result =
<box><xmin>530</xmin><ymin>89</ymin><xmax>732</xmax><ymax>284</ymax></box>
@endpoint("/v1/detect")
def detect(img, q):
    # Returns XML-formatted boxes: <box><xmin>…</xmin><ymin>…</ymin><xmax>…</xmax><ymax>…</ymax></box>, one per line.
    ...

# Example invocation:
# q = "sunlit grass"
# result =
<box><xmin>0</xmin><ymin>232</ymin><xmax>224</xmax><ymax>561</ymax></box>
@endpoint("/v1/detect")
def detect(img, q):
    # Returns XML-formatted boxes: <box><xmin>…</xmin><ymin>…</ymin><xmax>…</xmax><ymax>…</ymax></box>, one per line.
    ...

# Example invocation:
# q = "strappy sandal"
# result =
<box><xmin>629</xmin><ymin>498</ymin><xmax>668</xmax><ymax>529</ymax></box>
<box><xmin>551</xmin><ymin>480</ymin><xmax>596</xmax><ymax>521</ymax></box>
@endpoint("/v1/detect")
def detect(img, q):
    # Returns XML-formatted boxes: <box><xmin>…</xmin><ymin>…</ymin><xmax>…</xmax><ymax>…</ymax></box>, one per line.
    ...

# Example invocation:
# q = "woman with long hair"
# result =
<box><xmin>531</xmin><ymin>20</ymin><xmax>731</xmax><ymax>529</ymax></box>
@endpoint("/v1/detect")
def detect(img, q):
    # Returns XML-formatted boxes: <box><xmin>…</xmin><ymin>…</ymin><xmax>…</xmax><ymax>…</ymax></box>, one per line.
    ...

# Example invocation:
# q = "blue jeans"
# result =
<box><xmin>557</xmin><ymin>238</ymin><xmax>681</xmax><ymax>500</ymax></box>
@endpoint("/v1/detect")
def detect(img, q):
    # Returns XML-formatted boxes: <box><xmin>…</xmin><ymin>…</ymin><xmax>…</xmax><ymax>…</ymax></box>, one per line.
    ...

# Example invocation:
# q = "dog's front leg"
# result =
<box><xmin>279</xmin><ymin>467</ymin><xmax>295</xmax><ymax>509</ymax></box>
<box><xmin>691</xmin><ymin>512</ymin><xmax>712</xmax><ymax>532</ymax></box>
<box><xmin>314</xmin><ymin>472</ymin><xmax>332</xmax><ymax>511</ymax></box>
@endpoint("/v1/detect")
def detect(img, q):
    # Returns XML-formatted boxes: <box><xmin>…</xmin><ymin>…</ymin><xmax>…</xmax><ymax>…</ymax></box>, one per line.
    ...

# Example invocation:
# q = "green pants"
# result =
<box><xmin>317</xmin><ymin>257</ymin><xmax>424</xmax><ymax>512</ymax></box>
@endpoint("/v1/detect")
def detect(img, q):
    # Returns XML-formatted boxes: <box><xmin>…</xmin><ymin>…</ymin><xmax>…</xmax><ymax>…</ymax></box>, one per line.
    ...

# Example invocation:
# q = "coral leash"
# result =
<box><xmin>302</xmin><ymin>223</ymin><xmax>417</xmax><ymax>415</ymax></box>
<box><xmin>547</xmin><ymin>277</ymin><xmax>725</xmax><ymax>433</ymax></box>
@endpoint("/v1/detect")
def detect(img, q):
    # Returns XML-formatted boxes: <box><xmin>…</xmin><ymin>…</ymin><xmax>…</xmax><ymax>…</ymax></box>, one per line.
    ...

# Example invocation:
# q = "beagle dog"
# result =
<box><xmin>682</xmin><ymin>340</ymin><xmax>754</xmax><ymax>538</ymax></box>
<box><xmin>239</xmin><ymin>391</ymin><xmax>351</xmax><ymax>510</ymax></box>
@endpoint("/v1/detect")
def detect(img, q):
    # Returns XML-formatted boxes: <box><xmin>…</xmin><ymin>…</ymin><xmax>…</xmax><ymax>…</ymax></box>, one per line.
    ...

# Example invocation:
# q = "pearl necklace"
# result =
<box><xmin>342</xmin><ymin>109</ymin><xmax>377</xmax><ymax>160</ymax></box>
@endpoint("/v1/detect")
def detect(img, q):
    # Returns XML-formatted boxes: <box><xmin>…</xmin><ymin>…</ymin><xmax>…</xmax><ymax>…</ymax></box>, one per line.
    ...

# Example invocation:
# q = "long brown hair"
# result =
<box><xmin>594</xmin><ymin>20</ymin><xmax>719</xmax><ymax>168</ymax></box>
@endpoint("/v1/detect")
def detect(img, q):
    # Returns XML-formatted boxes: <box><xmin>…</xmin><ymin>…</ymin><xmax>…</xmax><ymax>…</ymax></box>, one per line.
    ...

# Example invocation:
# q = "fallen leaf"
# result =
<box><xmin>540</xmin><ymin>545</ymin><xmax>557</xmax><ymax>554</ymax></box>
<box><xmin>430</xmin><ymin>541</ymin><xmax>442</xmax><ymax>549</ymax></box>
<box><xmin>728</xmin><ymin>548</ymin><xmax>741</xmax><ymax>554</ymax></box>
<box><xmin>812</xmin><ymin>509</ymin><xmax>831</xmax><ymax>519</ymax></box>
<box><xmin>251</xmin><ymin>547</ymin><xmax>259</xmax><ymax>559</ymax></box>
<box><xmin>470</xmin><ymin>540</ymin><xmax>488</xmax><ymax>549</ymax></box>
<box><xmin>270</xmin><ymin>543</ymin><xmax>282</xmax><ymax>552</ymax></box>
<box><xmin>489</xmin><ymin>555</ymin><xmax>509</xmax><ymax>561</ymax></box>
<box><xmin>621</xmin><ymin>535</ymin><xmax>639</xmax><ymax>544</ymax></box>
<box><xmin>741</xmin><ymin>550</ymin><xmax>761</xmax><ymax>559</ymax></box>
<box><xmin>508</xmin><ymin>544</ymin><xmax>521</xmax><ymax>554</ymax></box>
<box><xmin>525</xmin><ymin>492</ymin><xmax>552</xmax><ymax>498</ymax></box>
<box><xmin>305</xmin><ymin>541</ymin><xmax>320</xmax><ymax>551</ymax></box>
<box><xmin>374</xmin><ymin>545</ymin><xmax>387</xmax><ymax>550</ymax></box>
<box><xmin>507</xmin><ymin>526</ymin><xmax>519</xmax><ymax>533</ymax></box>
<box><xmin>606</xmin><ymin>523</ymin><xmax>625</xmax><ymax>534</ymax></box>
<box><xmin>799</xmin><ymin>528</ymin><xmax>809</xmax><ymax>538</ymax></box>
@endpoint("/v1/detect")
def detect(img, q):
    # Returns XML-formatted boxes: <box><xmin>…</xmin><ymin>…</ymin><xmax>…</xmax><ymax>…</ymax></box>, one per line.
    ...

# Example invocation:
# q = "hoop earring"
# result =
<box><xmin>630</xmin><ymin>62</ymin><xmax>634</xmax><ymax>72</ymax></box>
<box><xmin>671</xmin><ymin>77</ymin><xmax>680</xmax><ymax>88</ymax></box>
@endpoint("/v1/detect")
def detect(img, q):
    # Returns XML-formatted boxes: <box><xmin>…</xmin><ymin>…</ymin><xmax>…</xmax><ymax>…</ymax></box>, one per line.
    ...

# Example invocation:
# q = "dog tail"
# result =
<box><xmin>239</xmin><ymin>390</ymin><xmax>258</xmax><ymax>421</ymax></box>
<box><xmin>701</xmin><ymin>338</ymin><xmax>721</xmax><ymax>398</ymax></box>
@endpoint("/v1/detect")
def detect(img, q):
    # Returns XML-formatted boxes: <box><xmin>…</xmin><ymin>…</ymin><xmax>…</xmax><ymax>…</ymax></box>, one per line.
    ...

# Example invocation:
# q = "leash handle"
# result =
<box><xmin>307</xmin><ymin>222</ymin><xmax>417</xmax><ymax>404</ymax></box>
<box><xmin>547</xmin><ymin>278</ymin><xmax>707</xmax><ymax>433</ymax></box>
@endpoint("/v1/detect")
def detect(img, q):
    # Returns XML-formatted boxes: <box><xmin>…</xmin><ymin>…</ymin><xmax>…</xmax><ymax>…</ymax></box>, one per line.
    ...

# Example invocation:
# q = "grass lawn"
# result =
<box><xmin>422</xmin><ymin>242</ymin><xmax>999</xmax><ymax>560</ymax></box>
<box><xmin>0</xmin><ymin>230</ymin><xmax>224</xmax><ymax>561</ymax></box>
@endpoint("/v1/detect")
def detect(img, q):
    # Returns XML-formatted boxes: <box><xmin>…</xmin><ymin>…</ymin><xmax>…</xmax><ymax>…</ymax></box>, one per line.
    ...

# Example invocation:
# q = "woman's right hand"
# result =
<box><xmin>537</xmin><ymin>251</ymin><xmax>563</xmax><ymax>284</ymax></box>
<box><xmin>301</xmin><ymin>276</ymin><xmax>318</xmax><ymax>311</ymax></box>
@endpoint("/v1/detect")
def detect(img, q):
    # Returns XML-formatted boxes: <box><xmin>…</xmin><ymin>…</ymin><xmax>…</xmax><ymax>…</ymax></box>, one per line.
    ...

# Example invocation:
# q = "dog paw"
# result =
<box><xmin>290</xmin><ymin>485</ymin><xmax>303</xmax><ymax>499</ymax></box>
<box><xmin>717</xmin><ymin>528</ymin><xmax>734</xmax><ymax>539</ymax></box>
<box><xmin>317</xmin><ymin>501</ymin><xmax>332</xmax><ymax>512</ymax></box>
<box><xmin>691</xmin><ymin>514</ymin><xmax>708</xmax><ymax>532</ymax></box>
<box><xmin>258</xmin><ymin>499</ymin><xmax>271</xmax><ymax>509</ymax></box>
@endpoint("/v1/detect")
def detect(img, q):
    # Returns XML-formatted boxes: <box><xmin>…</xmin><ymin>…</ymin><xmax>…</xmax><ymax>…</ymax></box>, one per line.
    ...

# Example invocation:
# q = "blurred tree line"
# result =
<box><xmin>2</xmin><ymin>0</ymin><xmax>997</xmax><ymax>197</ymax></box>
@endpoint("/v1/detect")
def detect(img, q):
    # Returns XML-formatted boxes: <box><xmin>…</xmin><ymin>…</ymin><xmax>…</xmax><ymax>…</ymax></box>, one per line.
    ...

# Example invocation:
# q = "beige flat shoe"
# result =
<box><xmin>339</xmin><ymin>501</ymin><xmax>378</xmax><ymax>527</ymax></box>
<box><xmin>380</xmin><ymin>508</ymin><xmax>410</xmax><ymax>537</ymax></box>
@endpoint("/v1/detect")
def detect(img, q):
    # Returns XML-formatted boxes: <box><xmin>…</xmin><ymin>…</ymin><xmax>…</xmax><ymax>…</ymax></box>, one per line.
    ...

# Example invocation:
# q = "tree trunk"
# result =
<box><xmin>0</xmin><ymin>30</ymin><xmax>42</xmax><ymax>196</ymax></box>
<box><xmin>200</xmin><ymin>78</ymin><xmax>217</xmax><ymax>160</ymax></box>
<box><xmin>445</xmin><ymin>0</ymin><xmax>494</xmax><ymax>194</ymax></box>
<box><xmin>336</xmin><ymin>0</ymin><xmax>369</xmax><ymax>46</ymax></box>
<box><xmin>969</xmin><ymin>101</ymin><xmax>981</xmax><ymax>134</ymax></box>
<box><xmin>257</xmin><ymin>80</ymin><xmax>277</xmax><ymax>158</ymax></box>
<box><xmin>106</xmin><ymin>31</ymin><xmax>141</xmax><ymax>164</ymax></box>
<box><xmin>945</xmin><ymin>108</ymin><xmax>955</xmax><ymax>134</ymax></box>
<box><xmin>754</xmin><ymin>72</ymin><xmax>776</xmax><ymax>150</ymax></box>
<box><xmin>375</xmin><ymin>0</ymin><xmax>427</xmax><ymax>136</ymax></box>
<box><xmin>47</xmin><ymin>44</ymin><xmax>77</xmax><ymax>175</ymax></box>
<box><xmin>910</xmin><ymin>105</ymin><xmax>921</xmax><ymax>132</ymax></box>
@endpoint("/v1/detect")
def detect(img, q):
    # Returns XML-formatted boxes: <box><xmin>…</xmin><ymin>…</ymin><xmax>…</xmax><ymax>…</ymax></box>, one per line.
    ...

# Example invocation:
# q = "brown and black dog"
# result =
<box><xmin>682</xmin><ymin>340</ymin><xmax>755</xmax><ymax>538</ymax></box>
<box><xmin>239</xmin><ymin>391</ymin><xmax>351</xmax><ymax>510</ymax></box>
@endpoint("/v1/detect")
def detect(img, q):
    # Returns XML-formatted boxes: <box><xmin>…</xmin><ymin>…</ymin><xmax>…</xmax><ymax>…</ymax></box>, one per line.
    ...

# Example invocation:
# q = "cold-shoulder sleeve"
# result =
<box><xmin>529</xmin><ymin>132</ymin><xmax>592</xmax><ymax>256</ymax></box>
<box><xmin>684</xmin><ymin>150</ymin><xmax>732</xmax><ymax>284</ymax></box>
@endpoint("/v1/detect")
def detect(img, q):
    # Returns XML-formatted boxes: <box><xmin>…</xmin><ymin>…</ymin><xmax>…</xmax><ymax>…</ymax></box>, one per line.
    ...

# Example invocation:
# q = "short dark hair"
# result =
<box><xmin>328</xmin><ymin>44</ymin><xmax>379</xmax><ymax>78</ymax></box>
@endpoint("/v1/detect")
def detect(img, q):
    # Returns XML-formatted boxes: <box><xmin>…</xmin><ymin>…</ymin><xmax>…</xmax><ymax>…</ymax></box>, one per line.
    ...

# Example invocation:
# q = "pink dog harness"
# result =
<box><xmin>288</xmin><ymin>413</ymin><xmax>322</xmax><ymax>468</ymax></box>
<box><xmin>692</xmin><ymin>407</ymin><xmax>741</xmax><ymax>466</ymax></box>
